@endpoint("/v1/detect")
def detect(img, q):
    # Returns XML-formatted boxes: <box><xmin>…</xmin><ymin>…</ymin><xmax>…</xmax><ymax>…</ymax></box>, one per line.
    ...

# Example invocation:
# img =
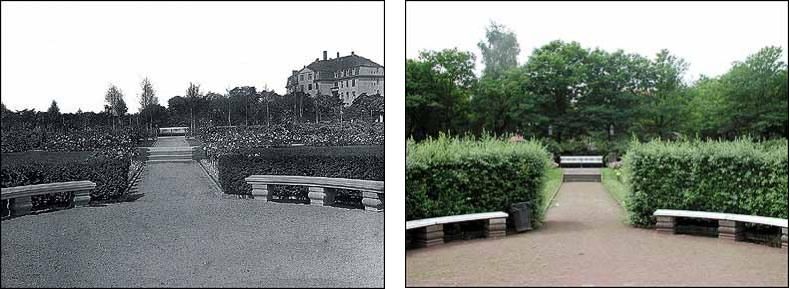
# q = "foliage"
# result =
<box><xmin>622</xmin><ymin>139</ymin><xmax>789</xmax><ymax>226</ymax></box>
<box><xmin>217</xmin><ymin>146</ymin><xmax>384</xmax><ymax>204</ymax></box>
<box><xmin>478</xmin><ymin>21</ymin><xmax>521</xmax><ymax>77</ymax></box>
<box><xmin>1</xmin><ymin>153</ymin><xmax>131</xmax><ymax>209</ymax></box>
<box><xmin>406</xmin><ymin>134</ymin><xmax>551</xmax><ymax>228</ymax></box>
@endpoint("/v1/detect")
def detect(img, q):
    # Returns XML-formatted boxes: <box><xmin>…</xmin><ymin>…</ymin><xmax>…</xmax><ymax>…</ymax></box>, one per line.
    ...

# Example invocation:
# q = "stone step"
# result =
<box><xmin>563</xmin><ymin>174</ymin><xmax>602</xmax><ymax>182</ymax></box>
<box><xmin>145</xmin><ymin>159</ymin><xmax>194</xmax><ymax>164</ymax></box>
<box><xmin>148</xmin><ymin>154</ymin><xmax>194</xmax><ymax>160</ymax></box>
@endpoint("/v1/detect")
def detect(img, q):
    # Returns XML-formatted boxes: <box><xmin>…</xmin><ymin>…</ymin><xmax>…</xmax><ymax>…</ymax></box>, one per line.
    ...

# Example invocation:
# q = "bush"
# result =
<box><xmin>1</xmin><ymin>153</ymin><xmax>130</xmax><ymax>209</ymax></box>
<box><xmin>217</xmin><ymin>146</ymin><xmax>384</xmax><ymax>204</ymax></box>
<box><xmin>406</xmin><ymin>134</ymin><xmax>551</xmax><ymax>227</ymax></box>
<box><xmin>623</xmin><ymin>138</ymin><xmax>789</xmax><ymax>226</ymax></box>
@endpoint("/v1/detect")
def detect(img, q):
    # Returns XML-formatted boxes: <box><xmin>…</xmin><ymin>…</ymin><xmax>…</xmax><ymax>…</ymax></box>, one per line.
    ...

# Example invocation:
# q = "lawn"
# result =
<box><xmin>601</xmin><ymin>168</ymin><xmax>628</xmax><ymax>208</ymax></box>
<box><xmin>540</xmin><ymin>167</ymin><xmax>563</xmax><ymax>213</ymax></box>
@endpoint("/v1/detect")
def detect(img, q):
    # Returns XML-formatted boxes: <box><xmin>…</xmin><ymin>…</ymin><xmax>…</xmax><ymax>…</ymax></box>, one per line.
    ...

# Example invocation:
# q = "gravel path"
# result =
<box><xmin>2</xmin><ymin>137</ymin><xmax>383</xmax><ymax>287</ymax></box>
<box><xmin>406</xmin><ymin>182</ymin><xmax>788</xmax><ymax>287</ymax></box>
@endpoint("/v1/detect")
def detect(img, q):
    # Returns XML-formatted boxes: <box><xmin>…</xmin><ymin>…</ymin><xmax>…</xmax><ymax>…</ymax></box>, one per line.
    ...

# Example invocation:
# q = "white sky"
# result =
<box><xmin>408</xmin><ymin>1</ymin><xmax>788</xmax><ymax>81</ymax></box>
<box><xmin>1</xmin><ymin>1</ymin><xmax>383</xmax><ymax>113</ymax></box>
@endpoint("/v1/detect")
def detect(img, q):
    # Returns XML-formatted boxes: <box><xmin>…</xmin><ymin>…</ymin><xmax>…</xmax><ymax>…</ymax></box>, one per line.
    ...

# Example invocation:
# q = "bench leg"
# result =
<box><xmin>781</xmin><ymin>228</ymin><xmax>788</xmax><ymax>249</ymax></box>
<box><xmin>485</xmin><ymin>217</ymin><xmax>507</xmax><ymax>238</ymax></box>
<box><xmin>73</xmin><ymin>190</ymin><xmax>91</xmax><ymax>207</ymax></box>
<box><xmin>308</xmin><ymin>187</ymin><xmax>335</xmax><ymax>206</ymax></box>
<box><xmin>414</xmin><ymin>225</ymin><xmax>443</xmax><ymax>248</ymax></box>
<box><xmin>656</xmin><ymin>216</ymin><xmax>676</xmax><ymax>234</ymax></box>
<box><xmin>361</xmin><ymin>191</ymin><xmax>382</xmax><ymax>212</ymax></box>
<box><xmin>718</xmin><ymin>220</ymin><xmax>745</xmax><ymax>241</ymax></box>
<box><xmin>251</xmin><ymin>184</ymin><xmax>271</xmax><ymax>202</ymax></box>
<box><xmin>10</xmin><ymin>196</ymin><xmax>32</xmax><ymax>217</ymax></box>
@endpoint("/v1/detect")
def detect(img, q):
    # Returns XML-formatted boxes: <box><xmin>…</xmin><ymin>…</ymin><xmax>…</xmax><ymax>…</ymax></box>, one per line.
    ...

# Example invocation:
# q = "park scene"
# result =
<box><xmin>406</xmin><ymin>2</ymin><xmax>788</xmax><ymax>287</ymax></box>
<box><xmin>1</xmin><ymin>2</ymin><xmax>383</xmax><ymax>287</ymax></box>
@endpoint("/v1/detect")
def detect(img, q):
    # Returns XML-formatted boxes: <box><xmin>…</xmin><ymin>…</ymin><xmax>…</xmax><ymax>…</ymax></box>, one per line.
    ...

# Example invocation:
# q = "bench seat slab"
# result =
<box><xmin>782</xmin><ymin>228</ymin><xmax>787</xmax><ymax>249</ymax></box>
<box><xmin>414</xmin><ymin>224</ymin><xmax>444</xmax><ymax>248</ymax></box>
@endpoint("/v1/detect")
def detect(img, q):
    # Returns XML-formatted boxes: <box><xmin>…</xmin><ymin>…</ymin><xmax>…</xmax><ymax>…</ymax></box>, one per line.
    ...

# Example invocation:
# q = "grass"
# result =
<box><xmin>540</xmin><ymin>167</ymin><xmax>563</xmax><ymax>213</ymax></box>
<box><xmin>602</xmin><ymin>168</ymin><xmax>628</xmax><ymax>208</ymax></box>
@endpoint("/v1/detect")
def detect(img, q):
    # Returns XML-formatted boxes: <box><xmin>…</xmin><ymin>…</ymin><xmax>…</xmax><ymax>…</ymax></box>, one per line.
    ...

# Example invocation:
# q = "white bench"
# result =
<box><xmin>406</xmin><ymin>212</ymin><xmax>508</xmax><ymax>248</ymax></box>
<box><xmin>244</xmin><ymin>175</ymin><xmax>384</xmax><ymax>211</ymax></box>
<box><xmin>559</xmin><ymin>156</ymin><xmax>603</xmax><ymax>167</ymax></box>
<box><xmin>1</xmin><ymin>181</ymin><xmax>96</xmax><ymax>218</ymax></box>
<box><xmin>654</xmin><ymin>209</ymin><xmax>789</xmax><ymax>248</ymax></box>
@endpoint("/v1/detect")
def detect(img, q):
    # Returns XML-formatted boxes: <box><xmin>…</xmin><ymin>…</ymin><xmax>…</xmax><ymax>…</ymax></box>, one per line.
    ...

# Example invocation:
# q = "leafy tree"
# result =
<box><xmin>185</xmin><ymin>82</ymin><xmax>202</xmax><ymax>131</ymax></box>
<box><xmin>104</xmin><ymin>85</ymin><xmax>126</xmax><ymax>129</ymax></box>
<box><xmin>406</xmin><ymin>49</ymin><xmax>476</xmax><ymax>140</ymax></box>
<box><xmin>478</xmin><ymin>21</ymin><xmax>520</xmax><ymax>77</ymax></box>
<box><xmin>47</xmin><ymin>100</ymin><xmax>61</xmax><ymax>129</ymax></box>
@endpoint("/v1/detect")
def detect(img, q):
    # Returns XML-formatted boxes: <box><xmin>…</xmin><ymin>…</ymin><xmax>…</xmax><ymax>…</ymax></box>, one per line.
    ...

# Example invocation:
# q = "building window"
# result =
<box><xmin>376</xmin><ymin>90</ymin><xmax>380</xmax><ymax>95</ymax></box>
<box><xmin>346</xmin><ymin>92</ymin><xmax>349</xmax><ymax>98</ymax></box>
<box><xmin>334</xmin><ymin>82</ymin><xmax>338</xmax><ymax>87</ymax></box>
<box><xmin>308</xmin><ymin>84</ymin><xmax>312</xmax><ymax>90</ymax></box>
<box><xmin>352</xmin><ymin>79</ymin><xmax>355</xmax><ymax>87</ymax></box>
<box><xmin>345</xmin><ymin>80</ymin><xmax>348</xmax><ymax>87</ymax></box>
<box><xmin>352</xmin><ymin>91</ymin><xmax>356</xmax><ymax>98</ymax></box>
<box><xmin>299</xmin><ymin>74</ymin><xmax>304</xmax><ymax>81</ymax></box>
<box><xmin>300</xmin><ymin>85</ymin><xmax>304</xmax><ymax>91</ymax></box>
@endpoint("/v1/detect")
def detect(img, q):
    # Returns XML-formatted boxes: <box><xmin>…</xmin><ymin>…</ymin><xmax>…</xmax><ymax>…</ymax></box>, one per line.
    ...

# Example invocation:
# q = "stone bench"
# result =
<box><xmin>406</xmin><ymin>212</ymin><xmax>508</xmax><ymax>248</ymax></box>
<box><xmin>244</xmin><ymin>175</ymin><xmax>384</xmax><ymax>212</ymax></box>
<box><xmin>1</xmin><ymin>181</ymin><xmax>96</xmax><ymax>218</ymax></box>
<box><xmin>559</xmin><ymin>155</ymin><xmax>603</xmax><ymax>167</ymax></box>
<box><xmin>654</xmin><ymin>209</ymin><xmax>789</xmax><ymax>248</ymax></box>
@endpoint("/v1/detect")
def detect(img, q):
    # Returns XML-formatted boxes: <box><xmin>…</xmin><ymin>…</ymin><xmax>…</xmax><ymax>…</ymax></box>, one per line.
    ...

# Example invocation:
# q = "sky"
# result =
<box><xmin>408</xmin><ymin>1</ymin><xmax>788</xmax><ymax>81</ymax></box>
<box><xmin>1</xmin><ymin>1</ymin><xmax>384</xmax><ymax>113</ymax></box>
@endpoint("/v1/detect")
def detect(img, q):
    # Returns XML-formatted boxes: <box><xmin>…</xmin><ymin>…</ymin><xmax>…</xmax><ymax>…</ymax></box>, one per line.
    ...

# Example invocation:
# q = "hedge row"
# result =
<box><xmin>1</xmin><ymin>126</ymin><xmax>148</xmax><ymax>153</ymax></box>
<box><xmin>623</xmin><ymin>139</ymin><xmax>789</xmax><ymax>226</ymax></box>
<box><xmin>217</xmin><ymin>146</ymin><xmax>384</xmax><ymax>205</ymax></box>
<box><xmin>406</xmin><ymin>135</ymin><xmax>551</xmax><ymax>227</ymax></box>
<box><xmin>1</xmin><ymin>153</ymin><xmax>130</xmax><ymax>209</ymax></box>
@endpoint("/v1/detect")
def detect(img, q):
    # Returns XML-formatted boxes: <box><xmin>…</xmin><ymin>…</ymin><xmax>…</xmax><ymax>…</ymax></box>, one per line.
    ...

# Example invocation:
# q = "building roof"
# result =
<box><xmin>307</xmin><ymin>54</ymin><xmax>383</xmax><ymax>80</ymax></box>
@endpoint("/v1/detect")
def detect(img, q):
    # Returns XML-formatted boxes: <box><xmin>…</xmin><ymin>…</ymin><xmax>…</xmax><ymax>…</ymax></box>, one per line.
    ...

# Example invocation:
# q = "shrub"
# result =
<box><xmin>217</xmin><ymin>146</ymin><xmax>384</xmax><ymax>204</ymax></box>
<box><xmin>623</xmin><ymin>138</ymin><xmax>789</xmax><ymax>226</ymax></box>
<box><xmin>406</xmin><ymin>134</ymin><xmax>551</xmax><ymax>227</ymax></box>
<box><xmin>1</xmin><ymin>153</ymin><xmax>130</xmax><ymax>209</ymax></box>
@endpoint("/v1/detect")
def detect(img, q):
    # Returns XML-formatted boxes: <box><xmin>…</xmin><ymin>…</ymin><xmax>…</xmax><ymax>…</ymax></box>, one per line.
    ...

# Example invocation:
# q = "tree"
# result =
<box><xmin>47</xmin><ymin>100</ymin><xmax>61</xmax><ymax>129</ymax></box>
<box><xmin>185</xmin><ymin>82</ymin><xmax>202</xmax><ymax>131</ymax></box>
<box><xmin>227</xmin><ymin>86</ymin><xmax>257</xmax><ymax>126</ymax></box>
<box><xmin>314</xmin><ymin>93</ymin><xmax>343</xmax><ymax>122</ymax></box>
<box><xmin>406</xmin><ymin>48</ymin><xmax>476</xmax><ymax>140</ymax></box>
<box><xmin>718</xmin><ymin>46</ymin><xmax>788</xmax><ymax>138</ymax></box>
<box><xmin>104</xmin><ymin>85</ymin><xmax>126</xmax><ymax>130</ymax></box>
<box><xmin>634</xmin><ymin>49</ymin><xmax>689</xmax><ymax>138</ymax></box>
<box><xmin>138</xmin><ymin>77</ymin><xmax>158</xmax><ymax>130</ymax></box>
<box><xmin>478</xmin><ymin>21</ymin><xmax>521</xmax><ymax>77</ymax></box>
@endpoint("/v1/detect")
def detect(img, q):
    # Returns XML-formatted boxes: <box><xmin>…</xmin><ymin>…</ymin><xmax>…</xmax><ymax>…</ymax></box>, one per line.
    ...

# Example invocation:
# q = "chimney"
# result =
<box><xmin>323</xmin><ymin>51</ymin><xmax>327</xmax><ymax>60</ymax></box>
<box><xmin>315</xmin><ymin>58</ymin><xmax>319</xmax><ymax>62</ymax></box>
<box><xmin>336</xmin><ymin>52</ymin><xmax>340</xmax><ymax>58</ymax></box>
<box><xmin>351</xmin><ymin>51</ymin><xmax>355</xmax><ymax>56</ymax></box>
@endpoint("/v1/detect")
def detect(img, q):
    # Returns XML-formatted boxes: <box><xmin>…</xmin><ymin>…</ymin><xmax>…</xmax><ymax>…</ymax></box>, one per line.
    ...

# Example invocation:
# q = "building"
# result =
<box><xmin>286</xmin><ymin>51</ymin><xmax>384</xmax><ymax>106</ymax></box>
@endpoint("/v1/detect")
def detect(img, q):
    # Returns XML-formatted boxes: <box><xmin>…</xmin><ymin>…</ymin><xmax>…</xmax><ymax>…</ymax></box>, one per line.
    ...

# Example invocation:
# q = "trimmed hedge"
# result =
<box><xmin>406</xmin><ymin>135</ymin><xmax>551</xmax><ymax>227</ymax></box>
<box><xmin>623</xmin><ymin>139</ymin><xmax>789</xmax><ymax>226</ymax></box>
<box><xmin>217</xmin><ymin>146</ymin><xmax>384</xmax><ymax>205</ymax></box>
<box><xmin>1</xmin><ymin>153</ymin><xmax>130</xmax><ymax>209</ymax></box>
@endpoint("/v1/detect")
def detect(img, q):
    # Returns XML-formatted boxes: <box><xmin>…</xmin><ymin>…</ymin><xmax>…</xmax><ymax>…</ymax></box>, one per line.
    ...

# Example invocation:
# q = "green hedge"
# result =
<box><xmin>217</xmin><ymin>146</ymin><xmax>384</xmax><ymax>204</ymax></box>
<box><xmin>1</xmin><ymin>154</ymin><xmax>130</xmax><ymax>209</ymax></box>
<box><xmin>623</xmin><ymin>139</ymin><xmax>789</xmax><ymax>226</ymax></box>
<box><xmin>406</xmin><ymin>135</ymin><xmax>551</xmax><ymax>227</ymax></box>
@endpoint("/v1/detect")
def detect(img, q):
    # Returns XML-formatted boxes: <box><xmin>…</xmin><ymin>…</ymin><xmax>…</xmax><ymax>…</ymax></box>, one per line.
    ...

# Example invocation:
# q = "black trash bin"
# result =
<box><xmin>510</xmin><ymin>201</ymin><xmax>533</xmax><ymax>232</ymax></box>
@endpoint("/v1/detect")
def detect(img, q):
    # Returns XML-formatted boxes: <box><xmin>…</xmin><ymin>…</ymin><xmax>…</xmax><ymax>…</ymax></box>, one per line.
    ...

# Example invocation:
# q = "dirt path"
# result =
<box><xmin>406</xmin><ymin>182</ymin><xmax>788</xmax><ymax>287</ymax></box>
<box><xmin>2</xmin><ymin>136</ymin><xmax>383</xmax><ymax>287</ymax></box>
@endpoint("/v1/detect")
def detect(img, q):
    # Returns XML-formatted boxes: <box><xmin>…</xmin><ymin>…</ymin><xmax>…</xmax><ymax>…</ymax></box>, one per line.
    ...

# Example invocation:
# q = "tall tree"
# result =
<box><xmin>104</xmin><ymin>85</ymin><xmax>126</xmax><ymax>130</ymax></box>
<box><xmin>185</xmin><ymin>82</ymin><xmax>201</xmax><ymax>131</ymax></box>
<box><xmin>478</xmin><ymin>22</ymin><xmax>521</xmax><ymax>77</ymax></box>
<box><xmin>47</xmin><ymin>100</ymin><xmax>61</xmax><ymax>129</ymax></box>
<box><xmin>138</xmin><ymin>77</ymin><xmax>158</xmax><ymax>130</ymax></box>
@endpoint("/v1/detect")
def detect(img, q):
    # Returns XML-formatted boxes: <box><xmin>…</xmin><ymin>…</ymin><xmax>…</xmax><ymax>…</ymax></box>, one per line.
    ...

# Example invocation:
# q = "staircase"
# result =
<box><xmin>562</xmin><ymin>168</ymin><xmax>602</xmax><ymax>182</ymax></box>
<box><xmin>145</xmin><ymin>147</ymin><xmax>196</xmax><ymax>164</ymax></box>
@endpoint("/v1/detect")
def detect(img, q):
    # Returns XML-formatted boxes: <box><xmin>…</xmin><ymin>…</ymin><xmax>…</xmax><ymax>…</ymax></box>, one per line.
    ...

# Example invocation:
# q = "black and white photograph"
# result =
<box><xmin>1</xmin><ymin>1</ymin><xmax>384</xmax><ymax>287</ymax></box>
